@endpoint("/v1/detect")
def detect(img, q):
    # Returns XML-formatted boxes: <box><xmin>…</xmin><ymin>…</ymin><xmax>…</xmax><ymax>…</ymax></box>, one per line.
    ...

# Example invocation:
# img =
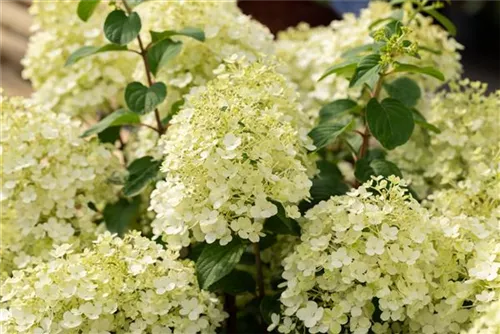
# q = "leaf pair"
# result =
<box><xmin>147</xmin><ymin>28</ymin><xmax>205</xmax><ymax>76</ymax></box>
<box><xmin>309</xmin><ymin>99</ymin><xmax>360</xmax><ymax>151</ymax></box>
<box><xmin>125</xmin><ymin>82</ymin><xmax>167</xmax><ymax>115</ymax></box>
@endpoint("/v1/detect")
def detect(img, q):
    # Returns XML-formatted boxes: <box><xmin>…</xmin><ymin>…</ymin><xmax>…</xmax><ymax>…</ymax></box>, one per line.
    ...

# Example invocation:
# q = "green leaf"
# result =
<box><xmin>263</xmin><ymin>201</ymin><xmax>300</xmax><ymax>236</ymax></box>
<box><xmin>389</xmin><ymin>0</ymin><xmax>406</xmax><ymax>5</ymax></box>
<box><xmin>81</xmin><ymin>109</ymin><xmax>140</xmax><ymax>138</ymax></box>
<box><xmin>424</xmin><ymin>9</ymin><xmax>457</xmax><ymax>36</ymax></box>
<box><xmin>310</xmin><ymin>175</ymin><xmax>349</xmax><ymax>203</ymax></box>
<box><xmin>97</xmin><ymin>126</ymin><xmax>121</xmax><ymax>144</ymax></box>
<box><xmin>412</xmin><ymin>109</ymin><xmax>441</xmax><ymax>133</ymax></box>
<box><xmin>419</xmin><ymin>45</ymin><xmax>442</xmax><ymax>55</ymax></box>
<box><xmin>384</xmin><ymin>20</ymin><xmax>403</xmax><ymax>38</ymax></box>
<box><xmin>319</xmin><ymin>99</ymin><xmax>358</xmax><ymax>123</ymax></box>
<box><xmin>342</xmin><ymin>43</ymin><xmax>383</xmax><ymax>58</ymax></box>
<box><xmin>261</xmin><ymin>294</ymin><xmax>281</xmax><ymax>325</ymax></box>
<box><xmin>77</xmin><ymin>0</ymin><xmax>101</xmax><ymax>22</ymax></box>
<box><xmin>300</xmin><ymin>160</ymin><xmax>349</xmax><ymax>209</ymax></box>
<box><xmin>369</xmin><ymin>17</ymin><xmax>395</xmax><ymax>31</ymax></box>
<box><xmin>308</xmin><ymin>119</ymin><xmax>355</xmax><ymax>151</ymax></box>
<box><xmin>393</xmin><ymin>62</ymin><xmax>445</xmax><ymax>81</ymax></box>
<box><xmin>125</xmin><ymin>82</ymin><xmax>167</xmax><ymax>114</ymax></box>
<box><xmin>383</xmin><ymin>77</ymin><xmax>421</xmax><ymax>108</ymax></box>
<box><xmin>150</xmin><ymin>27</ymin><xmax>205</xmax><ymax>43</ymax></box>
<box><xmin>147</xmin><ymin>38</ymin><xmax>183</xmax><ymax>76</ymax></box>
<box><xmin>365</xmin><ymin>148</ymin><xmax>387</xmax><ymax>161</ymax></box>
<box><xmin>317</xmin><ymin>160</ymin><xmax>344</xmax><ymax>179</ymax></box>
<box><xmin>319</xmin><ymin>60</ymin><xmax>358</xmax><ymax>81</ymax></box>
<box><xmin>103</xmin><ymin>197</ymin><xmax>141</xmax><ymax>236</ymax></box>
<box><xmin>370</xmin><ymin>9</ymin><xmax>404</xmax><ymax>30</ymax></box>
<box><xmin>208</xmin><ymin>270</ymin><xmax>255</xmax><ymax>295</ymax></box>
<box><xmin>123</xmin><ymin>156</ymin><xmax>162</xmax><ymax>197</ymax></box>
<box><xmin>349</xmin><ymin>54</ymin><xmax>381</xmax><ymax>89</ymax></box>
<box><xmin>104</xmin><ymin>10</ymin><xmax>141</xmax><ymax>45</ymax></box>
<box><xmin>366</xmin><ymin>98</ymin><xmax>415</xmax><ymax>150</ymax></box>
<box><xmin>65</xmin><ymin>44</ymin><xmax>128</xmax><ymax>66</ymax></box>
<box><xmin>196</xmin><ymin>237</ymin><xmax>247</xmax><ymax>289</ymax></box>
<box><xmin>355</xmin><ymin>158</ymin><xmax>403</xmax><ymax>183</ymax></box>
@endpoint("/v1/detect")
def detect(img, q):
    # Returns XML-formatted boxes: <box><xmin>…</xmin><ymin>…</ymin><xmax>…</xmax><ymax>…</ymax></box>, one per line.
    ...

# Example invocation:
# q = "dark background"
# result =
<box><xmin>239</xmin><ymin>0</ymin><xmax>500</xmax><ymax>91</ymax></box>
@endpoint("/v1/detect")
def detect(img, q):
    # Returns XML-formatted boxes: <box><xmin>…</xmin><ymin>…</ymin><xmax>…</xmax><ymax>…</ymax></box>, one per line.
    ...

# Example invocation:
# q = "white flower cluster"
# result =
<box><xmin>135</xmin><ymin>0</ymin><xmax>274</xmax><ymax>114</ymax></box>
<box><xmin>275</xmin><ymin>175</ymin><xmax>500</xmax><ymax>333</ymax></box>
<box><xmin>149</xmin><ymin>58</ymin><xmax>314</xmax><ymax>249</ymax></box>
<box><xmin>276</xmin><ymin>1</ymin><xmax>462</xmax><ymax>123</ymax></box>
<box><xmin>389</xmin><ymin>80</ymin><xmax>500</xmax><ymax>197</ymax></box>
<box><xmin>0</xmin><ymin>95</ymin><xmax>120</xmax><ymax>277</ymax></box>
<box><xmin>127</xmin><ymin>0</ymin><xmax>274</xmax><ymax>160</ymax></box>
<box><xmin>277</xmin><ymin>176</ymin><xmax>440</xmax><ymax>334</ymax></box>
<box><xmin>463</xmin><ymin>300</ymin><xmax>500</xmax><ymax>334</ymax></box>
<box><xmin>0</xmin><ymin>232</ymin><xmax>226</xmax><ymax>333</ymax></box>
<box><xmin>406</xmin><ymin>210</ymin><xmax>499</xmax><ymax>333</ymax></box>
<box><xmin>22</xmin><ymin>0</ymin><xmax>136</xmax><ymax>118</ymax></box>
<box><xmin>406</xmin><ymin>155</ymin><xmax>500</xmax><ymax>332</ymax></box>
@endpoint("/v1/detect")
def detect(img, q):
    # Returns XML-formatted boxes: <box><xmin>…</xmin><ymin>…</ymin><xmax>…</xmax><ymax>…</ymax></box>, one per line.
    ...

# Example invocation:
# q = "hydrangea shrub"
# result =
<box><xmin>1</xmin><ymin>0</ymin><xmax>499</xmax><ymax>333</ymax></box>
<box><xmin>0</xmin><ymin>232</ymin><xmax>226</xmax><ymax>333</ymax></box>
<box><xmin>0</xmin><ymin>94</ymin><xmax>120</xmax><ymax>277</ymax></box>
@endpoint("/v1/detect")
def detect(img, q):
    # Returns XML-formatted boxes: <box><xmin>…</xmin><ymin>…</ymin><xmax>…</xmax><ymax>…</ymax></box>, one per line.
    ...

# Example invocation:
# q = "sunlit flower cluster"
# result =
<box><xmin>22</xmin><ymin>0</ymin><xmax>136</xmax><ymax>118</ymax></box>
<box><xmin>127</xmin><ymin>0</ymin><xmax>275</xmax><ymax>160</ymax></box>
<box><xmin>0</xmin><ymin>95</ymin><xmax>120</xmax><ymax>277</ymax></box>
<box><xmin>0</xmin><ymin>232</ymin><xmax>226</xmax><ymax>333</ymax></box>
<box><xmin>389</xmin><ymin>80</ymin><xmax>500</xmax><ymax>197</ymax></box>
<box><xmin>135</xmin><ymin>0</ymin><xmax>274</xmax><ymax>114</ymax></box>
<box><xmin>405</xmin><ymin>207</ymin><xmax>500</xmax><ymax>333</ymax></box>
<box><xmin>277</xmin><ymin>177</ymin><xmax>441</xmax><ymax>334</ymax></box>
<box><xmin>276</xmin><ymin>1</ymin><xmax>462</xmax><ymax>123</ymax></box>
<box><xmin>149</xmin><ymin>58</ymin><xmax>314</xmax><ymax>248</ymax></box>
<box><xmin>463</xmin><ymin>300</ymin><xmax>500</xmax><ymax>334</ymax></box>
<box><xmin>405</xmin><ymin>157</ymin><xmax>500</xmax><ymax>333</ymax></box>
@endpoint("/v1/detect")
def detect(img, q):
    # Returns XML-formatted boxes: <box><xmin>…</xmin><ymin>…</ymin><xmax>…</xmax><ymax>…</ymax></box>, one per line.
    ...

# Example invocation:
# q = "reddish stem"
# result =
<box><xmin>122</xmin><ymin>0</ymin><xmax>165</xmax><ymax>136</ymax></box>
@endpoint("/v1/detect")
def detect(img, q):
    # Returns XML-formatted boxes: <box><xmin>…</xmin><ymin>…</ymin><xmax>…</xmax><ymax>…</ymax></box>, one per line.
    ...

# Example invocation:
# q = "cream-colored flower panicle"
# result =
<box><xmin>463</xmin><ymin>300</ymin><xmax>500</xmax><ymax>334</ymax></box>
<box><xmin>407</xmin><ymin>160</ymin><xmax>500</xmax><ymax>333</ymax></box>
<box><xmin>22</xmin><ymin>0</ymin><xmax>136</xmax><ymax>118</ymax></box>
<box><xmin>277</xmin><ymin>177</ymin><xmax>439</xmax><ymax>334</ymax></box>
<box><xmin>389</xmin><ymin>80</ymin><xmax>500</xmax><ymax>197</ymax></box>
<box><xmin>127</xmin><ymin>0</ymin><xmax>274</xmax><ymax>160</ymax></box>
<box><xmin>149</xmin><ymin>58</ymin><xmax>314</xmax><ymax>249</ymax></box>
<box><xmin>0</xmin><ymin>232</ymin><xmax>226</xmax><ymax>333</ymax></box>
<box><xmin>0</xmin><ymin>95</ymin><xmax>120</xmax><ymax>277</ymax></box>
<box><xmin>276</xmin><ymin>1</ymin><xmax>462</xmax><ymax>123</ymax></box>
<box><xmin>134</xmin><ymin>0</ymin><xmax>273</xmax><ymax>113</ymax></box>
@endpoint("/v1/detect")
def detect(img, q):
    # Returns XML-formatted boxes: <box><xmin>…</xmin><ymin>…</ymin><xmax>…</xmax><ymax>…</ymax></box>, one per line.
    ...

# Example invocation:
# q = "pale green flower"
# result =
<box><xmin>462</xmin><ymin>300</ymin><xmax>500</xmax><ymax>334</ymax></box>
<box><xmin>278</xmin><ymin>176</ymin><xmax>439</xmax><ymax>334</ymax></box>
<box><xmin>0</xmin><ymin>232</ymin><xmax>226</xmax><ymax>333</ymax></box>
<box><xmin>127</xmin><ymin>0</ymin><xmax>274</xmax><ymax>160</ymax></box>
<box><xmin>0</xmin><ymin>95</ymin><xmax>121</xmax><ymax>277</ymax></box>
<box><xmin>22</xmin><ymin>0</ymin><xmax>137</xmax><ymax>118</ymax></box>
<box><xmin>389</xmin><ymin>80</ymin><xmax>500</xmax><ymax>197</ymax></box>
<box><xmin>149</xmin><ymin>58</ymin><xmax>314</xmax><ymax>248</ymax></box>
